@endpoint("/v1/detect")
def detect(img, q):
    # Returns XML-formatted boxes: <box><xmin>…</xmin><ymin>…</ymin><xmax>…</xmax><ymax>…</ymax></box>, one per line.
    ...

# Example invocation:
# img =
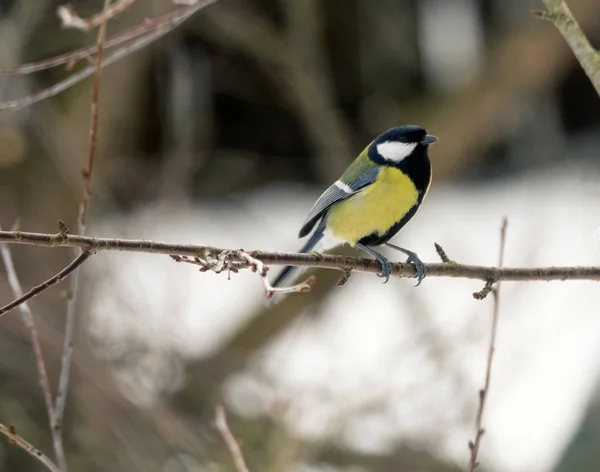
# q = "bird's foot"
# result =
<box><xmin>404</xmin><ymin>250</ymin><xmax>426</xmax><ymax>286</ymax></box>
<box><xmin>374</xmin><ymin>253</ymin><xmax>393</xmax><ymax>284</ymax></box>
<box><xmin>356</xmin><ymin>243</ymin><xmax>393</xmax><ymax>284</ymax></box>
<box><xmin>384</xmin><ymin>243</ymin><xmax>427</xmax><ymax>286</ymax></box>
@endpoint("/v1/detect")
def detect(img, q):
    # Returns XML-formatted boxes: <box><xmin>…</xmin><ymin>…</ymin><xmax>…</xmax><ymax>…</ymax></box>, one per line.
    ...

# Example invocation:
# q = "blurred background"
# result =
<box><xmin>1</xmin><ymin>0</ymin><xmax>600</xmax><ymax>471</ymax></box>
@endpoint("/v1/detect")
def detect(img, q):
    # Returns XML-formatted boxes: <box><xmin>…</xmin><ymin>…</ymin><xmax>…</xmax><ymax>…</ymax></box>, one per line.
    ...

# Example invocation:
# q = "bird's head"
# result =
<box><xmin>368</xmin><ymin>125</ymin><xmax>437</xmax><ymax>166</ymax></box>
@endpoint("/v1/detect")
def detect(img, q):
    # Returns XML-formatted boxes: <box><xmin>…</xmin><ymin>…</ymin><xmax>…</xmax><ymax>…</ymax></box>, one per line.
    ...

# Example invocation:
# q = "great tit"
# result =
<box><xmin>272</xmin><ymin>125</ymin><xmax>437</xmax><ymax>289</ymax></box>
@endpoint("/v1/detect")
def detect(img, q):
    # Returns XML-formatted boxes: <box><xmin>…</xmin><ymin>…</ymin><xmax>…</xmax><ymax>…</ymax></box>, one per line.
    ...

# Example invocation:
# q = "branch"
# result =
<box><xmin>0</xmin><ymin>0</ymin><xmax>217</xmax><ymax>110</ymax></box>
<box><xmin>214</xmin><ymin>405</ymin><xmax>250</xmax><ymax>472</ymax></box>
<box><xmin>58</xmin><ymin>0</ymin><xmax>137</xmax><ymax>31</ymax></box>
<box><xmin>0</xmin><ymin>2</ymin><xmax>210</xmax><ymax>76</ymax></box>
<box><xmin>172</xmin><ymin>251</ymin><xmax>315</xmax><ymax>298</ymax></box>
<box><xmin>534</xmin><ymin>1</ymin><xmax>600</xmax><ymax>97</ymax></box>
<box><xmin>0</xmin><ymin>422</ymin><xmax>61</xmax><ymax>472</ymax></box>
<box><xmin>0</xmin><ymin>251</ymin><xmax>92</xmax><ymax>318</ymax></box>
<box><xmin>0</xmin><ymin>233</ymin><xmax>66</xmax><ymax>470</ymax></box>
<box><xmin>79</xmin><ymin>8</ymin><xmax>107</xmax><ymax>231</ymax></box>
<box><xmin>53</xmin><ymin>0</ymin><xmax>109</xmax><ymax>454</ymax></box>
<box><xmin>0</xmin><ymin>230</ymin><xmax>599</xmax><ymax>284</ymax></box>
<box><xmin>468</xmin><ymin>219</ymin><xmax>507</xmax><ymax>471</ymax></box>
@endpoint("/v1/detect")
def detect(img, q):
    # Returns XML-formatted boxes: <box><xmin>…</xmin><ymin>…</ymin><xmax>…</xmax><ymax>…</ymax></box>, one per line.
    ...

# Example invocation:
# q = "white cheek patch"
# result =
<box><xmin>376</xmin><ymin>141</ymin><xmax>417</xmax><ymax>163</ymax></box>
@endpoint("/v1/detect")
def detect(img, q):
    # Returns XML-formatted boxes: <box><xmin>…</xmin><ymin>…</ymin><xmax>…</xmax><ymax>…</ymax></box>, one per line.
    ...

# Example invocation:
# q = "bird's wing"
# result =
<box><xmin>298</xmin><ymin>166</ymin><xmax>380</xmax><ymax>237</ymax></box>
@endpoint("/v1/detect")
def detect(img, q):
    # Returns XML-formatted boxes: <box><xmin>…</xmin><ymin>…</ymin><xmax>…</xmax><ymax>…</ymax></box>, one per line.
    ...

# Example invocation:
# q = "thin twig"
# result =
<box><xmin>214</xmin><ymin>405</ymin><xmax>250</xmax><ymax>472</ymax></box>
<box><xmin>58</xmin><ymin>0</ymin><xmax>137</xmax><ymax>31</ymax></box>
<box><xmin>0</xmin><ymin>244</ymin><xmax>54</xmax><ymax>411</ymax></box>
<box><xmin>535</xmin><ymin>1</ymin><xmax>600</xmax><ymax>97</ymax></box>
<box><xmin>80</xmin><ymin>8</ymin><xmax>107</xmax><ymax>229</ymax></box>
<box><xmin>472</xmin><ymin>280</ymin><xmax>494</xmax><ymax>300</ymax></box>
<box><xmin>434</xmin><ymin>242</ymin><xmax>453</xmax><ymax>263</ymax></box>
<box><xmin>0</xmin><ymin>251</ymin><xmax>92</xmax><ymax>318</ymax></box>
<box><xmin>0</xmin><ymin>3</ymin><xmax>207</xmax><ymax>76</ymax></box>
<box><xmin>0</xmin><ymin>230</ymin><xmax>599</xmax><ymax>283</ymax></box>
<box><xmin>0</xmin><ymin>423</ymin><xmax>61</xmax><ymax>472</ymax></box>
<box><xmin>0</xmin><ymin>0</ymin><xmax>217</xmax><ymax>110</ymax></box>
<box><xmin>237</xmin><ymin>250</ymin><xmax>314</xmax><ymax>297</ymax></box>
<box><xmin>468</xmin><ymin>218</ymin><xmax>507</xmax><ymax>471</ymax></box>
<box><xmin>53</xmin><ymin>0</ymin><xmax>110</xmax><ymax>445</ymax></box>
<box><xmin>172</xmin><ymin>251</ymin><xmax>316</xmax><ymax>298</ymax></box>
<box><xmin>0</xmin><ymin>228</ymin><xmax>66</xmax><ymax>470</ymax></box>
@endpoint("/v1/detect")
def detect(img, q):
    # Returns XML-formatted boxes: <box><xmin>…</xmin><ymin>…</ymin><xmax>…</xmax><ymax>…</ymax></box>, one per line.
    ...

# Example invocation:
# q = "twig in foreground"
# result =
<box><xmin>172</xmin><ymin>250</ymin><xmax>315</xmax><ymax>298</ymax></box>
<box><xmin>0</xmin><ymin>251</ymin><xmax>92</xmax><ymax>319</ymax></box>
<box><xmin>0</xmin><ymin>2</ymin><xmax>211</xmax><ymax>75</ymax></box>
<box><xmin>58</xmin><ymin>0</ymin><xmax>137</xmax><ymax>31</ymax></box>
<box><xmin>214</xmin><ymin>405</ymin><xmax>250</xmax><ymax>472</ymax></box>
<box><xmin>0</xmin><ymin>0</ymin><xmax>217</xmax><ymax>110</ymax></box>
<box><xmin>468</xmin><ymin>218</ymin><xmax>507</xmax><ymax>471</ymax></box>
<box><xmin>54</xmin><ymin>0</ymin><xmax>110</xmax><ymax>447</ymax></box>
<box><xmin>238</xmin><ymin>250</ymin><xmax>315</xmax><ymax>297</ymax></box>
<box><xmin>0</xmin><ymin>422</ymin><xmax>61</xmax><ymax>472</ymax></box>
<box><xmin>0</xmin><ymin>234</ymin><xmax>66</xmax><ymax>470</ymax></box>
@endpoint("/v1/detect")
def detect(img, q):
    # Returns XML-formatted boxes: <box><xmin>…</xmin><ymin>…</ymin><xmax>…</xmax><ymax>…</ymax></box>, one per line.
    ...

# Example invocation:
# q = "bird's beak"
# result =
<box><xmin>420</xmin><ymin>135</ymin><xmax>438</xmax><ymax>145</ymax></box>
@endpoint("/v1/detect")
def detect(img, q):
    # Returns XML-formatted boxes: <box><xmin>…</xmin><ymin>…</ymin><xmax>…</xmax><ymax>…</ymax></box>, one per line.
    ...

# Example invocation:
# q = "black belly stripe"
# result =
<box><xmin>358</xmin><ymin>144</ymin><xmax>431</xmax><ymax>247</ymax></box>
<box><xmin>358</xmin><ymin>201</ymin><xmax>421</xmax><ymax>246</ymax></box>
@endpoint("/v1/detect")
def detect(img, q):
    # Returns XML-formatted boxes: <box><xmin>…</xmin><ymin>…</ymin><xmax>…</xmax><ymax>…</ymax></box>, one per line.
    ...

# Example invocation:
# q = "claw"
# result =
<box><xmin>356</xmin><ymin>243</ymin><xmax>393</xmax><ymax>283</ymax></box>
<box><xmin>375</xmin><ymin>255</ymin><xmax>393</xmax><ymax>283</ymax></box>
<box><xmin>384</xmin><ymin>243</ymin><xmax>427</xmax><ymax>286</ymax></box>
<box><xmin>405</xmin><ymin>251</ymin><xmax>427</xmax><ymax>286</ymax></box>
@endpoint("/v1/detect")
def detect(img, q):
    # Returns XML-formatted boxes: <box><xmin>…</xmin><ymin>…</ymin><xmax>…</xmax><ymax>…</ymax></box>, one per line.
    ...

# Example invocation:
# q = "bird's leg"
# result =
<box><xmin>356</xmin><ymin>243</ymin><xmax>393</xmax><ymax>283</ymax></box>
<box><xmin>384</xmin><ymin>243</ymin><xmax>426</xmax><ymax>286</ymax></box>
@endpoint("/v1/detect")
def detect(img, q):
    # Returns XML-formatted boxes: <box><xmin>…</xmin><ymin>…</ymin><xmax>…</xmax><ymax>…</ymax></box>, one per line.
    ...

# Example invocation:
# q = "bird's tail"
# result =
<box><xmin>271</xmin><ymin>218</ymin><xmax>326</xmax><ymax>290</ymax></box>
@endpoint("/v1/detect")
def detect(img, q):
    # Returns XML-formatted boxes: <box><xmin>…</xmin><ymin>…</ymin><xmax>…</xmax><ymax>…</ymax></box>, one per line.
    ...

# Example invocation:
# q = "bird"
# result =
<box><xmin>271</xmin><ymin>124</ymin><xmax>437</xmax><ymax>290</ymax></box>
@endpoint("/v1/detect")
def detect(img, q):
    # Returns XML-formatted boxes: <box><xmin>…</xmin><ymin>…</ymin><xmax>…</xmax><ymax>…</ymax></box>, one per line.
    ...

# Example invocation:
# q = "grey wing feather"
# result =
<box><xmin>298</xmin><ymin>167</ymin><xmax>380</xmax><ymax>237</ymax></box>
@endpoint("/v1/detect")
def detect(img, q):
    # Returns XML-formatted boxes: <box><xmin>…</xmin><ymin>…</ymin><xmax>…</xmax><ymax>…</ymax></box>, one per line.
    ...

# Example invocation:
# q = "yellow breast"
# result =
<box><xmin>326</xmin><ymin>166</ymin><xmax>419</xmax><ymax>246</ymax></box>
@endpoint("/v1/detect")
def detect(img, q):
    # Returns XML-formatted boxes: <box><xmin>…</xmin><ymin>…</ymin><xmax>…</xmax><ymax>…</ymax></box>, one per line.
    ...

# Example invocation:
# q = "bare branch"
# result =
<box><xmin>0</xmin><ymin>251</ymin><xmax>92</xmax><ymax>318</ymax></box>
<box><xmin>0</xmin><ymin>230</ymin><xmax>599</xmax><ymax>284</ymax></box>
<box><xmin>79</xmin><ymin>15</ymin><xmax>107</xmax><ymax>231</ymax></box>
<box><xmin>535</xmin><ymin>1</ymin><xmax>600</xmax><ymax>96</ymax></box>
<box><xmin>0</xmin><ymin>3</ymin><xmax>211</xmax><ymax>76</ymax></box>
<box><xmin>0</xmin><ymin>422</ymin><xmax>61</xmax><ymax>472</ymax></box>
<box><xmin>214</xmin><ymin>405</ymin><xmax>250</xmax><ymax>472</ymax></box>
<box><xmin>58</xmin><ymin>0</ymin><xmax>137</xmax><ymax>31</ymax></box>
<box><xmin>0</xmin><ymin>0</ymin><xmax>217</xmax><ymax>110</ymax></box>
<box><xmin>468</xmin><ymin>218</ymin><xmax>507</xmax><ymax>471</ymax></box>
<box><xmin>236</xmin><ymin>250</ymin><xmax>314</xmax><ymax>297</ymax></box>
<box><xmin>172</xmin><ymin>251</ymin><xmax>315</xmax><ymax>297</ymax></box>
<box><xmin>0</xmin><ymin>232</ymin><xmax>66</xmax><ymax>470</ymax></box>
<box><xmin>54</xmin><ymin>0</ymin><xmax>109</xmax><ymax>448</ymax></box>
